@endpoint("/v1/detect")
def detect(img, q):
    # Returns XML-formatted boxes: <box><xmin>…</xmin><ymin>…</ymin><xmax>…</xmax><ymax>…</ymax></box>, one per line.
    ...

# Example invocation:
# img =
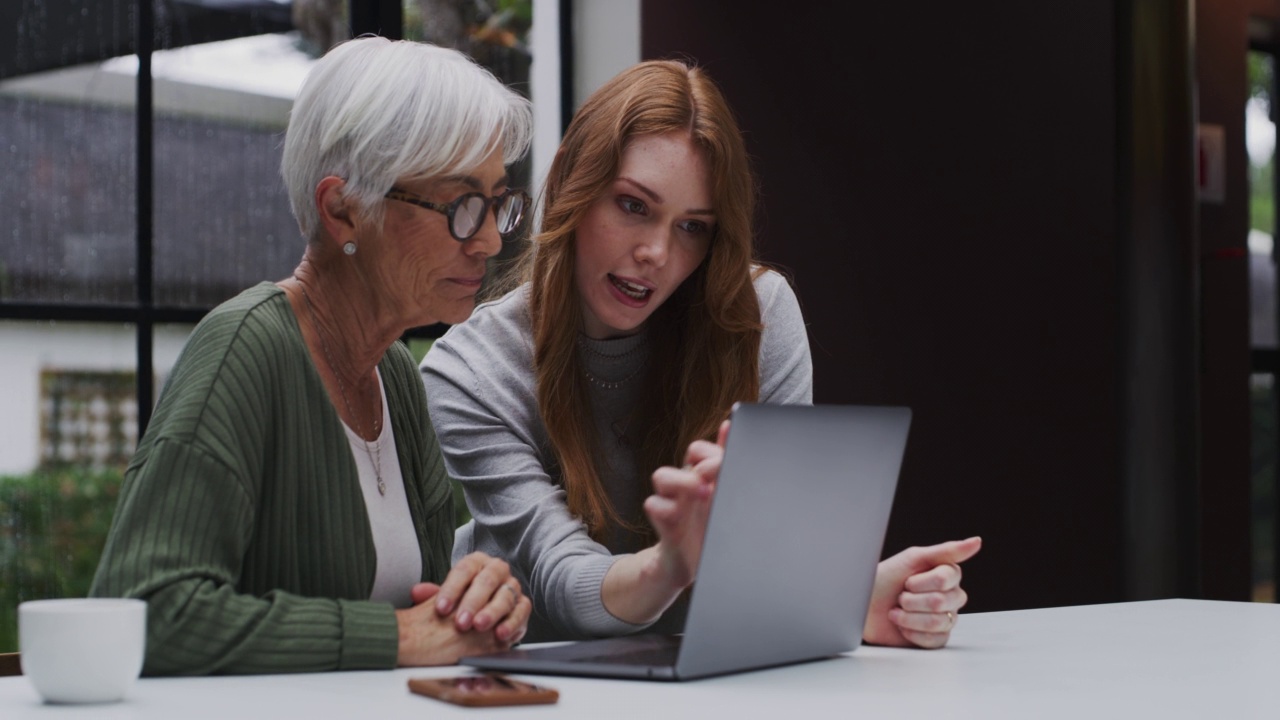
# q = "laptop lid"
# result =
<box><xmin>672</xmin><ymin>402</ymin><xmax>909</xmax><ymax>678</ymax></box>
<box><xmin>461</xmin><ymin>403</ymin><xmax>911</xmax><ymax>680</ymax></box>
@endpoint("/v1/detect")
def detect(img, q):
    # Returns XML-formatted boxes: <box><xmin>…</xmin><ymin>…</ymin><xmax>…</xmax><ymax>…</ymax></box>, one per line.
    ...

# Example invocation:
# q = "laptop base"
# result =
<box><xmin>461</xmin><ymin>634</ymin><xmax>682</xmax><ymax>681</ymax></box>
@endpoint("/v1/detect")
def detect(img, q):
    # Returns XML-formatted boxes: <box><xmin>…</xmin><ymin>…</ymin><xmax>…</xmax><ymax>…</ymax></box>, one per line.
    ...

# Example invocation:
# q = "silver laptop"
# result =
<box><xmin>461</xmin><ymin>402</ymin><xmax>911</xmax><ymax>681</ymax></box>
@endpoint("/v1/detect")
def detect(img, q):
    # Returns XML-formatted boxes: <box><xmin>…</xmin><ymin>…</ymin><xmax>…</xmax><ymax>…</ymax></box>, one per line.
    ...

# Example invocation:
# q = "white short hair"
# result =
<box><xmin>281</xmin><ymin>36</ymin><xmax>534</xmax><ymax>240</ymax></box>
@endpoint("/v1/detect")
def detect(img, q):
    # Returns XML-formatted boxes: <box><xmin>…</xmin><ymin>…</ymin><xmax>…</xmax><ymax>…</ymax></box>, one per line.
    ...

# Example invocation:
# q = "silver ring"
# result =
<box><xmin>502</xmin><ymin>583</ymin><xmax>520</xmax><ymax>603</ymax></box>
<box><xmin>946</xmin><ymin>611</ymin><xmax>956</xmax><ymax>629</ymax></box>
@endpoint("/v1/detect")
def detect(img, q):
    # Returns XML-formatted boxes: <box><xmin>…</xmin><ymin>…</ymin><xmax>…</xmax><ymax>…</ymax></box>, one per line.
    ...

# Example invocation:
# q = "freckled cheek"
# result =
<box><xmin>575</xmin><ymin>234</ymin><xmax>612</xmax><ymax>278</ymax></box>
<box><xmin>675</xmin><ymin>243</ymin><xmax>710</xmax><ymax>279</ymax></box>
<box><xmin>573</xmin><ymin>259</ymin><xmax>601</xmax><ymax>302</ymax></box>
<box><xmin>576</xmin><ymin>219</ymin><xmax>609</xmax><ymax>252</ymax></box>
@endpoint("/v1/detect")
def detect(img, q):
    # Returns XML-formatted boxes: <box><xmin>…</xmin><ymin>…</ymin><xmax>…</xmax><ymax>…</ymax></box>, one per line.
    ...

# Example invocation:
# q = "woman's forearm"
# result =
<box><xmin>600</xmin><ymin>546</ymin><xmax>686</xmax><ymax>625</ymax></box>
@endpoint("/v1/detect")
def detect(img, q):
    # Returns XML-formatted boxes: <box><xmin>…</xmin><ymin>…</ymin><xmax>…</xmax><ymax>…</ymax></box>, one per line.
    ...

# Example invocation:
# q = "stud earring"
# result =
<box><xmin>342</xmin><ymin>241</ymin><xmax>357</xmax><ymax>256</ymax></box>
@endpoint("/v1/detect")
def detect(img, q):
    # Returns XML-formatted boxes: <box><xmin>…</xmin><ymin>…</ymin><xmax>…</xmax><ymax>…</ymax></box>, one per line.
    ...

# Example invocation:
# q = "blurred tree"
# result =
<box><xmin>1249</xmin><ymin>52</ymin><xmax>1276</xmax><ymax>234</ymax></box>
<box><xmin>0</xmin><ymin>469</ymin><xmax>123</xmax><ymax>652</ymax></box>
<box><xmin>290</xmin><ymin>0</ymin><xmax>531</xmax><ymax>56</ymax></box>
<box><xmin>414</xmin><ymin>0</ymin><xmax>471</xmax><ymax>49</ymax></box>
<box><xmin>293</xmin><ymin>0</ymin><xmax>348</xmax><ymax>54</ymax></box>
<box><xmin>1251</xmin><ymin>51</ymin><xmax>1274</xmax><ymax>117</ymax></box>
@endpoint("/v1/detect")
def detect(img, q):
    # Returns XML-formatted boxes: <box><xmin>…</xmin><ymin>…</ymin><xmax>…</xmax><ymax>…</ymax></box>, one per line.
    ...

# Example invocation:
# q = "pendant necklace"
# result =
<box><xmin>578</xmin><ymin>337</ymin><xmax>646</xmax><ymax>445</ymax></box>
<box><xmin>609</xmin><ymin>414</ymin><xmax>633</xmax><ymax>448</ymax></box>
<box><xmin>297</xmin><ymin>280</ymin><xmax>386</xmax><ymax>496</ymax></box>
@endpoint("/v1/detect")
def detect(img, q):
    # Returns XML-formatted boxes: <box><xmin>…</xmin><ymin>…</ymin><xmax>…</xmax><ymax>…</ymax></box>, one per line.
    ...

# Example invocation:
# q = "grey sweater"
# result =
<box><xmin>421</xmin><ymin>270</ymin><xmax>812</xmax><ymax>641</ymax></box>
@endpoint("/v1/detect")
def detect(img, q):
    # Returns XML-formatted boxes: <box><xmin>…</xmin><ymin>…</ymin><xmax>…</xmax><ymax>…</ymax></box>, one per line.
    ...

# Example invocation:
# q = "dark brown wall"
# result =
<box><xmin>642</xmin><ymin>1</ymin><xmax>1261</xmax><ymax>608</ymax></box>
<box><xmin>642</xmin><ymin>3</ymin><xmax>1131</xmax><ymax>612</ymax></box>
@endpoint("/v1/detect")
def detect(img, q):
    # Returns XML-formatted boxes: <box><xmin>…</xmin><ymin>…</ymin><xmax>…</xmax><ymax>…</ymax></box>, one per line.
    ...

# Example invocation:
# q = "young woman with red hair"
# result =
<box><xmin>422</xmin><ymin>60</ymin><xmax>980</xmax><ymax>646</ymax></box>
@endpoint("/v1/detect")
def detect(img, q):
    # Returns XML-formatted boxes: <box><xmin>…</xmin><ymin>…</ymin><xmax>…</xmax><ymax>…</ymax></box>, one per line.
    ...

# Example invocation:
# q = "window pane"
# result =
<box><xmin>0</xmin><ymin>322</ymin><xmax>196</xmax><ymax>652</ymax></box>
<box><xmin>0</xmin><ymin>63</ymin><xmax>136</xmax><ymax>305</ymax></box>
<box><xmin>145</xmin><ymin>34</ymin><xmax>315</xmax><ymax>307</ymax></box>
<box><xmin>0</xmin><ymin>321</ymin><xmax>140</xmax><ymax>652</ymax></box>
<box><xmin>1248</xmin><ymin>49</ymin><xmax>1278</xmax><ymax>602</ymax></box>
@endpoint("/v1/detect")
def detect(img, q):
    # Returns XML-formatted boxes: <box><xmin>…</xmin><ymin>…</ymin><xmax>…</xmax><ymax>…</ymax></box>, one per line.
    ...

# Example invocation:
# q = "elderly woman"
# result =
<box><xmin>422</xmin><ymin>60</ymin><xmax>980</xmax><ymax>647</ymax></box>
<box><xmin>90</xmin><ymin>37</ymin><xmax>533</xmax><ymax>675</ymax></box>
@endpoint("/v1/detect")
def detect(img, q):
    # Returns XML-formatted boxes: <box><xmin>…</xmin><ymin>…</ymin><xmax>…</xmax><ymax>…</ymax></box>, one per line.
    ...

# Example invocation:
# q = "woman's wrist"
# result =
<box><xmin>601</xmin><ymin>546</ymin><xmax>688</xmax><ymax>625</ymax></box>
<box><xmin>393</xmin><ymin>607</ymin><xmax>413</xmax><ymax>666</ymax></box>
<box><xmin>394</xmin><ymin>604</ymin><xmax>443</xmax><ymax>667</ymax></box>
<box><xmin>644</xmin><ymin>542</ymin><xmax>693</xmax><ymax>593</ymax></box>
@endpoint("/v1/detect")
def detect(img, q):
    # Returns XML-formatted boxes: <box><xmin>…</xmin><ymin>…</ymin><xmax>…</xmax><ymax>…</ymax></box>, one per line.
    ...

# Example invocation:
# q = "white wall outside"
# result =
<box><xmin>0</xmin><ymin>322</ymin><xmax>191</xmax><ymax>475</ymax></box>
<box><xmin>529</xmin><ymin>0</ymin><xmax>562</xmax><ymax>209</ymax></box>
<box><xmin>529</xmin><ymin>0</ymin><xmax>641</xmax><ymax>198</ymax></box>
<box><xmin>574</xmin><ymin>0</ymin><xmax>641</xmax><ymax>112</ymax></box>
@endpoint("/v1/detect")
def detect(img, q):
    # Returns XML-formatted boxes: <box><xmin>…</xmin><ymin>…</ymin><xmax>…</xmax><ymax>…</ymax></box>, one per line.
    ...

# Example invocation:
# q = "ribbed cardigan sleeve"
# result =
<box><xmin>90</xmin><ymin>283</ymin><xmax>453</xmax><ymax>675</ymax></box>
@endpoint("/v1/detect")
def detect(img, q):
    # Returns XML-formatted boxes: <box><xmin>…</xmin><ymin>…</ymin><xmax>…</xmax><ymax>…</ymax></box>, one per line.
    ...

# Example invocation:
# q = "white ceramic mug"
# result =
<box><xmin>18</xmin><ymin>598</ymin><xmax>147</xmax><ymax>704</ymax></box>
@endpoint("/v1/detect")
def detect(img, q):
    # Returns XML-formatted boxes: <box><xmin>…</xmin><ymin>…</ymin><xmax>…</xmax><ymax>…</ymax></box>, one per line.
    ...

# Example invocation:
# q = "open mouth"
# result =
<box><xmin>609</xmin><ymin>274</ymin><xmax>653</xmax><ymax>301</ymax></box>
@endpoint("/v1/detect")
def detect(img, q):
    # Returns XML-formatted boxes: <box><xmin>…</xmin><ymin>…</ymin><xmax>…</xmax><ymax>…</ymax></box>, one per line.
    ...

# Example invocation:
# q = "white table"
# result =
<box><xmin>2</xmin><ymin>599</ymin><xmax>1277</xmax><ymax>718</ymax></box>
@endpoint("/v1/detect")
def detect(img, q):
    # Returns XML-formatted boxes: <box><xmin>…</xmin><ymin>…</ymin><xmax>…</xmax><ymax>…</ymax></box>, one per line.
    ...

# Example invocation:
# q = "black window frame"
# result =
<box><xmin>0</xmin><ymin>1</ymin><xmax>409</xmax><ymax>436</ymax></box>
<box><xmin>2</xmin><ymin>0</ymin><xmax>572</xmax><ymax>439</ymax></box>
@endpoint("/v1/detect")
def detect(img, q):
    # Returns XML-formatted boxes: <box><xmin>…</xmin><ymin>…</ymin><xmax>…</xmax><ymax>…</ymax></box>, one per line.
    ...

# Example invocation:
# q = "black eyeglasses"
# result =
<box><xmin>385</xmin><ymin>186</ymin><xmax>530</xmax><ymax>242</ymax></box>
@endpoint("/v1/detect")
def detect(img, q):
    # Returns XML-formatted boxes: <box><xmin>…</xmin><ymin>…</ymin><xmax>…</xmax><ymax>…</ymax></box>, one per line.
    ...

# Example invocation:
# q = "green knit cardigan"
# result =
<box><xmin>91</xmin><ymin>283</ymin><xmax>454</xmax><ymax>675</ymax></box>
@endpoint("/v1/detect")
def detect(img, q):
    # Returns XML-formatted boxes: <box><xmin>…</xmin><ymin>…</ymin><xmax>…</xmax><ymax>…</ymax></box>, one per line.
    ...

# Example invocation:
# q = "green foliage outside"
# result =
<box><xmin>1253</xmin><ymin>382</ymin><xmax>1278</xmax><ymax>594</ymax></box>
<box><xmin>1250</xmin><ymin>52</ymin><xmax>1276</xmax><ymax>235</ymax></box>
<box><xmin>1249</xmin><ymin>51</ymin><xmax>1278</xmax><ymax>601</ymax></box>
<box><xmin>1250</xmin><ymin>52</ymin><xmax>1273</xmax><ymax>111</ymax></box>
<box><xmin>491</xmin><ymin>0</ymin><xmax>533</xmax><ymax>28</ymax></box>
<box><xmin>1253</xmin><ymin>163</ymin><xmax>1275</xmax><ymax>234</ymax></box>
<box><xmin>402</xmin><ymin>0</ymin><xmax>532</xmax><ymax>45</ymax></box>
<box><xmin>0</xmin><ymin>468</ymin><xmax>123</xmax><ymax>652</ymax></box>
<box><xmin>407</xmin><ymin>338</ymin><xmax>434</xmax><ymax>365</ymax></box>
<box><xmin>0</xmin><ymin>339</ymin><xmax>469</xmax><ymax>653</ymax></box>
<box><xmin>0</xmin><ymin>462</ymin><xmax>469</xmax><ymax>654</ymax></box>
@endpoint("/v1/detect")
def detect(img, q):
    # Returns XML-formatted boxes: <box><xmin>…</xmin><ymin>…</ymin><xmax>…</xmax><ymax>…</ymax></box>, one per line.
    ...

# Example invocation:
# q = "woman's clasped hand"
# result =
<box><xmin>397</xmin><ymin>553</ymin><xmax>532</xmax><ymax>665</ymax></box>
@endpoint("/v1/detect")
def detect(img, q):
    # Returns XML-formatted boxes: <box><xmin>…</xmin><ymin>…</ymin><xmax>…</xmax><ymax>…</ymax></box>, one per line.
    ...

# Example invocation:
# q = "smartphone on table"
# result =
<box><xmin>408</xmin><ymin>673</ymin><xmax>559</xmax><ymax>707</ymax></box>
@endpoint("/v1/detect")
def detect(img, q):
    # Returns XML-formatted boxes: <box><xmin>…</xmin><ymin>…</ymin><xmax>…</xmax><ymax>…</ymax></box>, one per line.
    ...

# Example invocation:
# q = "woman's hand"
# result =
<box><xmin>394</xmin><ymin>598</ymin><xmax>514</xmax><ymax>667</ymax></box>
<box><xmin>646</xmin><ymin>420</ymin><xmax>730</xmax><ymax>588</ymax></box>
<box><xmin>413</xmin><ymin>552</ymin><xmax>531</xmax><ymax>643</ymax></box>
<box><xmin>862</xmin><ymin>536</ymin><xmax>982</xmax><ymax>649</ymax></box>
<box><xmin>601</xmin><ymin>421</ymin><xmax>729</xmax><ymax>624</ymax></box>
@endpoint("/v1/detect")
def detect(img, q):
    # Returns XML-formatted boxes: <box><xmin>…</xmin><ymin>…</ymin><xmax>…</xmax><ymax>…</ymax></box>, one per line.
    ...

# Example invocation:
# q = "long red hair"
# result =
<box><xmin>514</xmin><ymin>60</ymin><xmax>763</xmax><ymax>540</ymax></box>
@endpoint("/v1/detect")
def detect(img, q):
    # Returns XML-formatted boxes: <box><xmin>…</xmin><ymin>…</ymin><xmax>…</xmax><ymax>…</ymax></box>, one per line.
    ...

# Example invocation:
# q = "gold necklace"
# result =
<box><xmin>583</xmin><ymin>363</ymin><xmax>646</xmax><ymax>390</ymax></box>
<box><xmin>297</xmin><ymin>280</ymin><xmax>386</xmax><ymax>496</ymax></box>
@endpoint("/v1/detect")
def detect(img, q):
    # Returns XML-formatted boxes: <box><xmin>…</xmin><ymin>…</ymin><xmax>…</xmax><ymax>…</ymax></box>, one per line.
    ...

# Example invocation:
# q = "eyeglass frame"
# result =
<box><xmin>384</xmin><ymin>186</ymin><xmax>530</xmax><ymax>242</ymax></box>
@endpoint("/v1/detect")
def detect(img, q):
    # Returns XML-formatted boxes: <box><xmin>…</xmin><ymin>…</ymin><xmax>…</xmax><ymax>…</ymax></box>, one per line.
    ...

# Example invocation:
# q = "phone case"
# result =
<box><xmin>408</xmin><ymin>674</ymin><xmax>560</xmax><ymax>707</ymax></box>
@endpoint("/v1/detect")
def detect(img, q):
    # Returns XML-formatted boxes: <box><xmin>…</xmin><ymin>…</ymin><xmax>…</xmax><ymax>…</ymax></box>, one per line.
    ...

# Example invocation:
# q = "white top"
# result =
<box><xmin>1</xmin><ymin>600</ymin><xmax>1275</xmax><ymax>718</ymax></box>
<box><xmin>341</xmin><ymin>369</ymin><xmax>421</xmax><ymax>609</ymax></box>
